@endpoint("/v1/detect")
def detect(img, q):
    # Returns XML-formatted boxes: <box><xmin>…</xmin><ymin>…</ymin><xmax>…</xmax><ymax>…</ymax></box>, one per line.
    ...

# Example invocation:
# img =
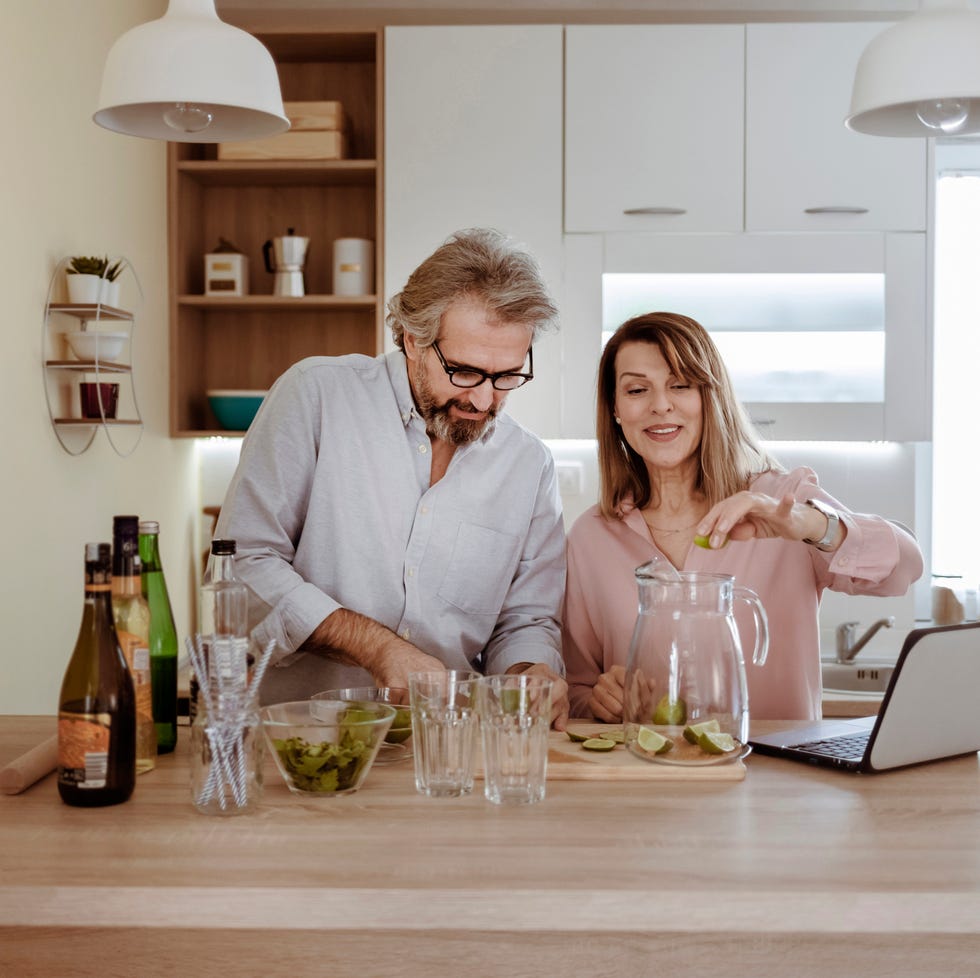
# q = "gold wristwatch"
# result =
<box><xmin>803</xmin><ymin>498</ymin><xmax>840</xmax><ymax>552</ymax></box>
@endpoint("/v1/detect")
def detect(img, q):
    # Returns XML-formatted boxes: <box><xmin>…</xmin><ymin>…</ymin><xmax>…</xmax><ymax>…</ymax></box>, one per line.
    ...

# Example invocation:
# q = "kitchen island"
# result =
<box><xmin>2</xmin><ymin>715</ymin><xmax>979</xmax><ymax>977</ymax></box>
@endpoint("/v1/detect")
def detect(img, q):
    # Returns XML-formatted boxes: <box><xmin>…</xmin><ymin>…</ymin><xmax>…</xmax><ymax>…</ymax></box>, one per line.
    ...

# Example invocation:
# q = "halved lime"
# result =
<box><xmin>566</xmin><ymin>729</ymin><xmax>591</xmax><ymax>743</ymax></box>
<box><xmin>653</xmin><ymin>694</ymin><xmax>687</xmax><ymax>726</ymax></box>
<box><xmin>582</xmin><ymin>738</ymin><xmax>617</xmax><ymax>752</ymax></box>
<box><xmin>698</xmin><ymin>730</ymin><xmax>737</xmax><ymax>754</ymax></box>
<box><xmin>599</xmin><ymin>728</ymin><xmax>625</xmax><ymax>744</ymax></box>
<box><xmin>636</xmin><ymin>726</ymin><xmax>674</xmax><ymax>754</ymax></box>
<box><xmin>683</xmin><ymin>719</ymin><xmax>721</xmax><ymax>745</ymax></box>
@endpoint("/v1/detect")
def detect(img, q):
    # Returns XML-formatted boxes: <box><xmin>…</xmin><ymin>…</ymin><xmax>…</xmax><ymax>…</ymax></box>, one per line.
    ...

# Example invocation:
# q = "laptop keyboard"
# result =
<box><xmin>795</xmin><ymin>731</ymin><xmax>870</xmax><ymax>761</ymax></box>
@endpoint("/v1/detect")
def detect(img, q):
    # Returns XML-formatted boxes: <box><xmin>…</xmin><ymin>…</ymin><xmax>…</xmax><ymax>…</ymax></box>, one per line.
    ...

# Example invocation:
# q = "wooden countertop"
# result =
<box><xmin>3</xmin><ymin>715</ymin><xmax>979</xmax><ymax>977</ymax></box>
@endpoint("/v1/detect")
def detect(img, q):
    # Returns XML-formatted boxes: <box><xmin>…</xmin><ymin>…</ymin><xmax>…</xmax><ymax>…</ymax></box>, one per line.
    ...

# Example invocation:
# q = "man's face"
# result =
<box><xmin>405</xmin><ymin>297</ymin><xmax>533</xmax><ymax>446</ymax></box>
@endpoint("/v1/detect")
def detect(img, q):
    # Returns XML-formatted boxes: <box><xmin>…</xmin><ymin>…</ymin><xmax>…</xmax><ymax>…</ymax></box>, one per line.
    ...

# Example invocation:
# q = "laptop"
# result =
<box><xmin>749</xmin><ymin>622</ymin><xmax>980</xmax><ymax>773</ymax></box>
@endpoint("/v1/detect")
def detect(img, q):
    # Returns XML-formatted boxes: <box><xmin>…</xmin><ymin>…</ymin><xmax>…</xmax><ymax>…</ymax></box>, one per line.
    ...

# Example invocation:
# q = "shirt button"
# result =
<box><xmin>839</xmin><ymin>556</ymin><xmax>849</xmax><ymax>566</ymax></box>
<box><xmin>407</xmin><ymin>568</ymin><xmax>415</xmax><ymax>578</ymax></box>
<box><xmin>418</xmin><ymin>444</ymin><xmax>428</xmax><ymax>455</ymax></box>
<box><xmin>401</xmin><ymin>629</ymin><xmax>411</xmax><ymax>640</ymax></box>
<box><xmin>420</xmin><ymin>505</ymin><xmax>429</xmax><ymax>515</ymax></box>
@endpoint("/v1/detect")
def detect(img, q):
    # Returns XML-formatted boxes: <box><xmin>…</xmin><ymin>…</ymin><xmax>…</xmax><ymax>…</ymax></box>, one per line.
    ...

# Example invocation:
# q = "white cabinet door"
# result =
<box><xmin>385</xmin><ymin>25</ymin><xmax>564</xmax><ymax>437</ymax></box>
<box><xmin>746</xmin><ymin>23</ymin><xmax>928</xmax><ymax>232</ymax></box>
<box><xmin>565</xmin><ymin>25</ymin><xmax>745</xmax><ymax>233</ymax></box>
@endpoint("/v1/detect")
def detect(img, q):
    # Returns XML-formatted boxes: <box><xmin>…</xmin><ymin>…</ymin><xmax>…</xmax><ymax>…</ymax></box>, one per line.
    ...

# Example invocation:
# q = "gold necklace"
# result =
<box><xmin>642</xmin><ymin>514</ymin><xmax>701</xmax><ymax>535</ymax></box>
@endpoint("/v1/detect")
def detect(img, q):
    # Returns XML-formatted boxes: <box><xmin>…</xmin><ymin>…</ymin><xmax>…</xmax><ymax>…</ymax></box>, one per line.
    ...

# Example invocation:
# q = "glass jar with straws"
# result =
<box><xmin>186</xmin><ymin>634</ymin><xmax>275</xmax><ymax>816</ymax></box>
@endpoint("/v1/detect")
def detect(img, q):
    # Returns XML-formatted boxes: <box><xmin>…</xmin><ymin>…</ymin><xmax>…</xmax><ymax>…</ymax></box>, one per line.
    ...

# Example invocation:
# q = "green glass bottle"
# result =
<box><xmin>139</xmin><ymin>520</ymin><xmax>178</xmax><ymax>754</ymax></box>
<box><xmin>57</xmin><ymin>543</ymin><xmax>136</xmax><ymax>807</ymax></box>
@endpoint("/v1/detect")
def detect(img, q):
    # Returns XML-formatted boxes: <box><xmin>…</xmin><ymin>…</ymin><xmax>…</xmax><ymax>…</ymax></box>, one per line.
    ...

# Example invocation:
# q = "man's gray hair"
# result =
<box><xmin>386</xmin><ymin>228</ymin><xmax>559</xmax><ymax>352</ymax></box>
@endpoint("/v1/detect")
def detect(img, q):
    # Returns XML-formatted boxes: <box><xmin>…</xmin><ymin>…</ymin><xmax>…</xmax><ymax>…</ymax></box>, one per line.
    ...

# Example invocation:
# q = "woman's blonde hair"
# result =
<box><xmin>597</xmin><ymin>312</ymin><xmax>780</xmax><ymax>519</ymax></box>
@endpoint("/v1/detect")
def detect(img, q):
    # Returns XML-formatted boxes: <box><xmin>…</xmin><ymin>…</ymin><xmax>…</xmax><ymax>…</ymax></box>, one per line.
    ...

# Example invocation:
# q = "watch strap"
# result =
<box><xmin>803</xmin><ymin>498</ymin><xmax>839</xmax><ymax>552</ymax></box>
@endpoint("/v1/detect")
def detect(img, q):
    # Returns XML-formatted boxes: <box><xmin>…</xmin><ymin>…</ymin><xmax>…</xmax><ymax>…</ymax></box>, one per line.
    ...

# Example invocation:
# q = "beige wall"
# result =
<box><xmin>0</xmin><ymin>0</ymin><xmax>197</xmax><ymax>714</ymax></box>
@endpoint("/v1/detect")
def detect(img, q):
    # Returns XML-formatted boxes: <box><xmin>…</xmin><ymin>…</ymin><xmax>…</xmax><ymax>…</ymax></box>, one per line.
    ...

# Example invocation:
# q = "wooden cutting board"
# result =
<box><xmin>542</xmin><ymin>723</ymin><xmax>747</xmax><ymax>782</ymax></box>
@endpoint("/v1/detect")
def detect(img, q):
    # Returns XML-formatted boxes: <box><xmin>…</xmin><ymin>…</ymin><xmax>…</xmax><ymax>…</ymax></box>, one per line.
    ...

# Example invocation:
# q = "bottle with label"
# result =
<box><xmin>112</xmin><ymin>515</ymin><xmax>156</xmax><ymax>773</ymax></box>
<box><xmin>58</xmin><ymin>543</ymin><xmax>136</xmax><ymax>807</ymax></box>
<box><xmin>192</xmin><ymin>539</ymin><xmax>249</xmax><ymax>721</ymax></box>
<box><xmin>139</xmin><ymin>520</ymin><xmax>178</xmax><ymax>754</ymax></box>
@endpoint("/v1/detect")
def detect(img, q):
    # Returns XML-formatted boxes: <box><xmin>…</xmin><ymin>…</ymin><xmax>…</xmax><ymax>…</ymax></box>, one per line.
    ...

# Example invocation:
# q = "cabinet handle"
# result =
<box><xmin>803</xmin><ymin>206</ymin><xmax>869</xmax><ymax>215</ymax></box>
<box><xmin>623</xmin><ymin>207</ymin><xmax>687</xmax><ymax>216</ymax></box>
<box><xmin>750</xmin><ymin>417</ymin><xmax>776</xmax><ymax>428</ymax></box>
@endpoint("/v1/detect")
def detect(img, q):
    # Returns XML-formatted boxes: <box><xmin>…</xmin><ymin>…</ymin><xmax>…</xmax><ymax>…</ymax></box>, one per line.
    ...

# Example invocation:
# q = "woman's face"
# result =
<box><xmin>612</xmin><ymin>340</ymin><xmax>703</xmax><ymax>474</ymax></box>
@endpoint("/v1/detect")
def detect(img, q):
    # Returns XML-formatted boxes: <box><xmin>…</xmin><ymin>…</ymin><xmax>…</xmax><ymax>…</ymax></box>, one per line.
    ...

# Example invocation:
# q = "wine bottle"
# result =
<box><xmin>139</xmin><ymin>520</ymin><xmax>178</xmax><ymax>754</ymax></box>
<box><xmin>192</xmin><ymin>539</ymin><xmax>249</xmax><ymax>720</ymax></box>
<box><xmin>112</xmin><ymin>515</ymin><xmax>156</xmax><ymax>773</ymax></box>
<box><xmin>58</xmin><ymin>543</ymin><xmax>136</xmax><ymax>807</ymax></box>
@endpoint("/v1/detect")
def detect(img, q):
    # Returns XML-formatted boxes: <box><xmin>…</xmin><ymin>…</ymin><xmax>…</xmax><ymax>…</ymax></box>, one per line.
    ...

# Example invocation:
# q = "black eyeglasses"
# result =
<box><xmin>430</xmin><ymin>341</ymin><xmax>534</xmax><ymax>391</ymax></box>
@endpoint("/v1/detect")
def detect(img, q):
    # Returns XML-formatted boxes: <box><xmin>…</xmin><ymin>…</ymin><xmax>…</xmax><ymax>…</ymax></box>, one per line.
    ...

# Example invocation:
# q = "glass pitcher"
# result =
<box><xmin>623</xmin><ymin>565</ymin><xmax>769</xmax><ymax>765</ymax></box>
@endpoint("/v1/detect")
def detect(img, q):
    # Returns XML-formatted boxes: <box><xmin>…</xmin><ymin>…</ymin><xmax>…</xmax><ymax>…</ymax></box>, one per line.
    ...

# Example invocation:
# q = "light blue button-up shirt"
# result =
<box><xmin>216</xmin><ymin>350</ymin><xmax>566</xmax><ymax>702</ymax></box>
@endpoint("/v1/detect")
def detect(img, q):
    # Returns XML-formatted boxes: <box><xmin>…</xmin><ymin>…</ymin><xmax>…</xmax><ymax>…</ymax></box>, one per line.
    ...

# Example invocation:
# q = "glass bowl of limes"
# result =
<box><xmin>313</xmin><ymin>687</ymin><xmax>414</xmax><ymax>763</ymax></box>
<box><xmin>261</xmin><ymin>700</ymin><xmax>396</xmax><ymax>796</ymax></box>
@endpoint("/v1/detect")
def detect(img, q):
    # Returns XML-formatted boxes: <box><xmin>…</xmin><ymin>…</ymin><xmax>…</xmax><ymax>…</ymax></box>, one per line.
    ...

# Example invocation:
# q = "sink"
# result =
<box><xmin>821</xmin><ymin>660</ymin><xmax>895</xmax><ymax>693</ymax></box>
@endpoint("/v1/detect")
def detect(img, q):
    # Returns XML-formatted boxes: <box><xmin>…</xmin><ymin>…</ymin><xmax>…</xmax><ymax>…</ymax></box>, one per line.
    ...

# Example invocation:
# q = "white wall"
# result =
<box><xmin>0</xmin><ymin>0</ymin><xmax>197</xmax><ymax>715</ymax></box>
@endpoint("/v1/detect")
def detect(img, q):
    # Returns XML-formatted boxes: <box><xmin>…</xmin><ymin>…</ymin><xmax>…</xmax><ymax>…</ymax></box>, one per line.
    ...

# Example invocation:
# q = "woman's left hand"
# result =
<box><xmin>696</xmin><ymin>492</ymin><xmax>823</xmax><ymax>549</ymax></box>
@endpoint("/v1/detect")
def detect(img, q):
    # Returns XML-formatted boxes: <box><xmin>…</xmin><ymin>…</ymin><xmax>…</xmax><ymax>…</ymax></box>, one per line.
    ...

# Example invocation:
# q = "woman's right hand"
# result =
<box><xmin>588</xmin><ymin>664</ymin><xmax>626</xmax><ymax>723</ymax></box>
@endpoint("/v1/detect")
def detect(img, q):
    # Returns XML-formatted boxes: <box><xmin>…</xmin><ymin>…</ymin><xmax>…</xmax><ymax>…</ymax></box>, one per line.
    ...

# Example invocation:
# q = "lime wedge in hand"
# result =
<box><xmin>599</xmin><ymin>728</ymin><xmax>625</xmax><ymax>744</ymax></box>
<box><xmin>636</xmin><ymin>725</ymin><xmax>674</xmax><ymax>755</ymax></box>
<box><xmin>694</xmin><ymin>533</ymin><xmax>728</xmax><ymax>549</ymax></box>
<box><xmin>653</xmin><ymin>694</ymin><xmax>687</xmax><ymax>726</ymax></box>
<box><xmin>582</xmin><ymin>738</ymin><xmax>617</xmax><ymax>752</ymax></box>
<box><xmin>698</xmin><ymin>730</ymin><xmax>737</xmax><ymax>754</ymax></box>
<box><xmin>683</xmin><ymin>719</ymin><xmax>721</xmax><ymax>745</ymax></box>
<box><xmin>499</xmin><ymin>688</ymin><xmax>522</xmax><ymax>713</ymax></box>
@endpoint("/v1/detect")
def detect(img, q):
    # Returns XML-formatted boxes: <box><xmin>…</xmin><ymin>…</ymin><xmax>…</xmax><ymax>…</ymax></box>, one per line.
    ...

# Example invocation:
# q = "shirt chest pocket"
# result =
<box><xmin>437</xmin><ymin>522</ymin><xmax>521</xmax><ymax>616</ymax></box>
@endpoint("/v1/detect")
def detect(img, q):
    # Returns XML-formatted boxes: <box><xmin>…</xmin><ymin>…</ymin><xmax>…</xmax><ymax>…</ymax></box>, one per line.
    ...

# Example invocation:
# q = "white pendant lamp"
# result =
<box><xmin>847</xmin><ymin>0</ymin><xmax>980</xmax><ymax>137</ymax></box>
<box><xmin>93</xmin><ymin>0</ymin><xmax>289</xmax><ymax>143</ymax></box>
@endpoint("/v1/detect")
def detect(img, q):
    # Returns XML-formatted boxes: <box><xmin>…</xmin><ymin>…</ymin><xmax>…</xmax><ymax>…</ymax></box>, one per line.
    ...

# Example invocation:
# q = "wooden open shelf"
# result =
<box><xmin>168</xmin><ymin>28</ymin><xmax>383</xmax><ymax>437</ymax></box>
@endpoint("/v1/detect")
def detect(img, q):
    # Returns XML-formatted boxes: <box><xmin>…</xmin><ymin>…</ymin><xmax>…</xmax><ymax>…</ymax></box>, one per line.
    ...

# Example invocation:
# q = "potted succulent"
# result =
<box><xmin>66</xmin><ymin>255</ymin><xmax>123</xmax><ymax>306</ymax></box>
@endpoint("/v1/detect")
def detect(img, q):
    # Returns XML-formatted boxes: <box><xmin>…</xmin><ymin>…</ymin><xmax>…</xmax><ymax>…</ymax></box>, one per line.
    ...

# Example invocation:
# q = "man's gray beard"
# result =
<box><xmin>412</xmin><ymin>359</ymin><xmax>498</xmax><ymax>445</ymax></box>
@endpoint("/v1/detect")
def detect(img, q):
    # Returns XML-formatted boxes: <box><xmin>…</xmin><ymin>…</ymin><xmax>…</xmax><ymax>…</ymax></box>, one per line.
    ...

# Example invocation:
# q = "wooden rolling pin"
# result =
<box><xmin>0</xmin><ymin>735</ymin><xmax>58</xmax><ymax>795</ymax></box>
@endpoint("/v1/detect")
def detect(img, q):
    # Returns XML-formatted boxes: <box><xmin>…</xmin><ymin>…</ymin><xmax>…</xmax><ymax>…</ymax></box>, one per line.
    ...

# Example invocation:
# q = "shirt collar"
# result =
<box><xmin>386</xmin><ymin>349</ymin><xmax>420</xmax><ymax>428</ymax></box>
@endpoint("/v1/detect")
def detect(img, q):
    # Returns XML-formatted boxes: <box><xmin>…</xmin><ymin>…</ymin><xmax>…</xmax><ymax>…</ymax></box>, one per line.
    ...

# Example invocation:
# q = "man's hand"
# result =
<box><xmin>505</xmin><ymin>662</ymin><xmax>569</xmax><ymax>731</ymax></box>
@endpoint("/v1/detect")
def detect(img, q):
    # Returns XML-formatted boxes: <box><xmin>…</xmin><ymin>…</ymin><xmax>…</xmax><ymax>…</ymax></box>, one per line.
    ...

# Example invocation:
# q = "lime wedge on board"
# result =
<box><xmin>636</xmin><ymin>726</ymin><xmax>674</xmax><ymax>754</ymax></box>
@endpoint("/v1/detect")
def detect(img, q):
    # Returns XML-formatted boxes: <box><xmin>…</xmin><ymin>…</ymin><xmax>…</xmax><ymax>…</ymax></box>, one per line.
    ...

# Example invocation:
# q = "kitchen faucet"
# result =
<box><xmin>835</xmin><ymin>617</ymin><xmax>895</xmax><ymax>663</ymax></box>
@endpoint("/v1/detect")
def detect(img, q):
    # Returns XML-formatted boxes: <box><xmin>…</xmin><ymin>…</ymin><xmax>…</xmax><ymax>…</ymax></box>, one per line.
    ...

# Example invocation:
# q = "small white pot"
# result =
<box><xmin>66</xmin><ymin>273</ymin><xmax>103</xmax><ymax>304</ymax></box>
<box><xmin>101</xmin><ymin>279</ymin><xmax>120</xmax><ymax>307</ymax></box>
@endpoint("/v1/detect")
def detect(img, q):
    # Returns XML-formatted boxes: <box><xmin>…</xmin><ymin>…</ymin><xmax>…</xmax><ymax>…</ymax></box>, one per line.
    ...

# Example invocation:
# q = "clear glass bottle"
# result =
<box><xmin>112</xmin><ymin>515</ymin><xmax>156</xmax><ymax>773</ymax></box>
<box><xmin>58</xmin><ymin>543</ymin><xmax>136</xmax><ymax>807</ymax></box>
<box><xmin>139</xmin><ymin>520</ymin><xmax>178</xmax><ymax>754</ymax></box>
<box><xmin>192</xmin><ymin>539</ymin><xmax>249</xmax><ymax>722</ymax></box>
<box><xmin>189</xmin><ymin>691</ymin><xmax>264</xmax><ymax>816</ymax></box>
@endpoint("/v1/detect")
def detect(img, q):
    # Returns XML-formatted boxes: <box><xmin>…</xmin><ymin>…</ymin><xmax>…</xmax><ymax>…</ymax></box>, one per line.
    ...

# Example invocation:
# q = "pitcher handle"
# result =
<box><xmin>734</xmin><ymin>585</ymin><xmax>769</xmax><ymax>666</ymax></box>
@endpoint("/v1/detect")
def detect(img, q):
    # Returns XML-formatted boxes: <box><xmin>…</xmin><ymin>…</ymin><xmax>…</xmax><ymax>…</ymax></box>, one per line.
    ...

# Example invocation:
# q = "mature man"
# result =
<box><xmin>216</xmin><ymin>228</ymin><xmax>568</xmax><ymax>726</ymax></box>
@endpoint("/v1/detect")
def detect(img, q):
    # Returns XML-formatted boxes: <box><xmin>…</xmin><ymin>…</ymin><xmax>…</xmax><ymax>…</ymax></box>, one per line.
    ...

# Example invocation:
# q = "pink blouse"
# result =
<box><xmin>562</xmin><ymin>467</ymin><xmax>923</xmax><ymax>721</ymax></box>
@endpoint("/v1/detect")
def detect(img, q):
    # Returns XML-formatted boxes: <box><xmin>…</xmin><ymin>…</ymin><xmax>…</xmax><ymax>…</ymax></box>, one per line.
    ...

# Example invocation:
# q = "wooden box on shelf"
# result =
<box><xmin>283</xmin><ymin>100</ymin><xmax>347</xmax><ymax>132</ymax></box>
<box><xmin>216</xmin><ymin>130</ymin><xmax>347</xmax><ymax>161</ymax></box>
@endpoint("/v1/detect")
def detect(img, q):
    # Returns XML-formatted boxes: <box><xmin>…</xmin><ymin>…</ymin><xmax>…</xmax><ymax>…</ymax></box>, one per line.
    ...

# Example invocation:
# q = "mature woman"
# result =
<box><xmin>563</xmin><ymin>312</ymin><xmax>923</xmax><ymax>722</ymax></box>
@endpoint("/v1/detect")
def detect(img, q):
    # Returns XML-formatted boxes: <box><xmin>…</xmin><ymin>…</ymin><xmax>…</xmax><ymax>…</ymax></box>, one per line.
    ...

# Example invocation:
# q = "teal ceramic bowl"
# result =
<box><xmin>207</xmin><ymin>389</ymin><xmax>266</xmax><ymax>431</ymax></box>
